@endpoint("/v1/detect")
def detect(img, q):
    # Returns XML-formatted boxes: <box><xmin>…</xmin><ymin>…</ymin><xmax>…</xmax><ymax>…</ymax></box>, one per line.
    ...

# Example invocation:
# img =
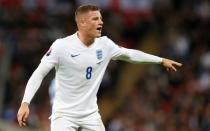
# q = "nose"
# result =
<box><xmin>99</xmin><ymin>18</ymin><xmax>103</xmax><ymax>25</ymax></box>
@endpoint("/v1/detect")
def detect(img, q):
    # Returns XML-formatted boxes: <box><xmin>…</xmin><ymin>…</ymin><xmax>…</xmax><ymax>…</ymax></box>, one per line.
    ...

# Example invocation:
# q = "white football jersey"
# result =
<box><xmin>22</xmin><ymin>32</ymin><xmax>162</xmax><ymax>121</ymax></box>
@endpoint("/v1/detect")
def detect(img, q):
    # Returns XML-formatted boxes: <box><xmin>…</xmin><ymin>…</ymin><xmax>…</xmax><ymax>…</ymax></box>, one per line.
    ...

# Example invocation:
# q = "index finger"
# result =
<box><xmin>173</xmin><ymin>61</ymin><xmax>182</xmax><ymax>67</ymax></box>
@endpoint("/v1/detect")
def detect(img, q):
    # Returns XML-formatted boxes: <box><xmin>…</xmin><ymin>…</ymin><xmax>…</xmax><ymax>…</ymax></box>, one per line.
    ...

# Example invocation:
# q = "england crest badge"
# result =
<box><xmin>96</xmin><ymin>49</ymin><xmax>102</xmax><ymax>60</ymax></box>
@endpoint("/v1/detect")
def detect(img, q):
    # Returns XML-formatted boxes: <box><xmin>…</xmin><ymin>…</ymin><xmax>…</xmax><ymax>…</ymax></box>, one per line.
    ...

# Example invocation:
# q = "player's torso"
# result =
<box><xmin>52</xmin><ymin>35</ymin><xmax>114</xmax><ymax>113</ymax></box>
<box><xmin>57</xmin><ymin>35</ymin><xmax>110</xmax><ymax>85</ymax></box>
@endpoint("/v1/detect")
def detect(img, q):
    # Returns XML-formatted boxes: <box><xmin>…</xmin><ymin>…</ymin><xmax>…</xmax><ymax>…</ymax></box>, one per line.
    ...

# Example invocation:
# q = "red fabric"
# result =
<box><xmin>111</xmin><ymin>0</ymin><xmax>120</xmax><ymax>12</ymax></box>
<box><xmin>0</xmin><ymin>0</ymin><xmax>21</xmax><ymax>9</ymax></box>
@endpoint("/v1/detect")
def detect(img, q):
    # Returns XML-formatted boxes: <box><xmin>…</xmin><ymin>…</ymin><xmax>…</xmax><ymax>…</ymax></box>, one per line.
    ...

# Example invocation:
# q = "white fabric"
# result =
<box><xmin>51</xmin><ymin>116</ymin><xmax>79</xmax><ymax>131</ymax></box>
<box><xmin>22</xmin><ymin>32</ymin><xmax>162</xmax><ymax>121</ymax></box>
<box><xmin>51</xmin><ymin>116</ymin><xmax>105</xmax><ymax>131</ymax></box>
<box><xmin>22</xmin><ymin>61</ymin><xmax>53</xmax><ymax>103</ymax></box>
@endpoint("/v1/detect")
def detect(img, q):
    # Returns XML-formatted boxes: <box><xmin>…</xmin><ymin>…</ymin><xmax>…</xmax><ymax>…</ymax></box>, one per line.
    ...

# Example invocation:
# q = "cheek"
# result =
<box><xmin>88</xmin><ymin>24</ymin><xmax>96</xmax><ymax>31</ymax></box>
<box><xmin>84</xmin><ymin>21</ymin><xmax>97</xmax><ymax>31</ymax></box>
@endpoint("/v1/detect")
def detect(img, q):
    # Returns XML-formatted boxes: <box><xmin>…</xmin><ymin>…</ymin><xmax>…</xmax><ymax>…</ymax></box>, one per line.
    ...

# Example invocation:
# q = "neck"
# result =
<box><xmin>77</xmin><ymin>31</ymin><xmax>94</xmax><ymax>47</ymax></box>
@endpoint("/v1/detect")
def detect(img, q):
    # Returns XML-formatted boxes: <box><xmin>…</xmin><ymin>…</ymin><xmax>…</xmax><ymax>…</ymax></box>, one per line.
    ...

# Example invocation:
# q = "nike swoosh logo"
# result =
<box><xmin>71</xmin><ymin>54</ymin><xmax>80</xmax><ymax>57</ymax></box>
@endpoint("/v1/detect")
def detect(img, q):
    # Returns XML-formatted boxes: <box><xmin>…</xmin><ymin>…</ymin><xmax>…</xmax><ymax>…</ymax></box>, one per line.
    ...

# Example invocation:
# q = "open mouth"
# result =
<box><xmin>96</xmin><ymin>27</ymin><xmax>102</xmax><ymax>31</ymax></box>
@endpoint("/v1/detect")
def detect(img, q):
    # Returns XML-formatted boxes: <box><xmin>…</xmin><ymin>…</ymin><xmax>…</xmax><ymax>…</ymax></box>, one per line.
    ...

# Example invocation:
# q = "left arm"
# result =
<box><xmin>112</xmin><ymin>47</ymin><xmax>182</xmax><ymax>72</ymax></box>
<box><xmin>106</xmin><ymin>37</ymin><xmax>182</xmax><ymax>72</ymax></box>
<box><xmin>113</xmin><ymin>48</ymin><xmax>163</xmax><ymax>64</ymax></box>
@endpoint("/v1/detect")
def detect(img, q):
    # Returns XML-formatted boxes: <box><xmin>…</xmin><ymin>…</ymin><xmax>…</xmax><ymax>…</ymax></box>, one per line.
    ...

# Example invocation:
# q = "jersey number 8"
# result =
<box><xmin>86</xmin><ymin>66</ymin><xmax>92</xmax><ymax>80</ymax></box>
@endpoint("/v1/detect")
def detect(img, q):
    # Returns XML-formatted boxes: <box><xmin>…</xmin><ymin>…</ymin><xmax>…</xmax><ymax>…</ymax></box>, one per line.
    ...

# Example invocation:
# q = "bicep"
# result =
<box><xmin>111</xmin><ymin>46</ymin><xmax>129</xmax><ymax>60</ymax></box>
<box><xmin>41</xmin><ymin>39</ymin><xmax>62</xmax><ymax>66</ymax></box>
<box><xmin>36</xmin><ymin>61</ymin><xmax>54</xmax><ymax>77</ymax></box>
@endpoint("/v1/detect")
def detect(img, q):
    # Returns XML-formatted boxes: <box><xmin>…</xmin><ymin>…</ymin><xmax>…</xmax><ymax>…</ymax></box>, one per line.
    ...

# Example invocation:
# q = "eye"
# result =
<box><xmin>92</xmin><ymin>17</ymin><xmax>98</xmax><ymax>21</ymax></box>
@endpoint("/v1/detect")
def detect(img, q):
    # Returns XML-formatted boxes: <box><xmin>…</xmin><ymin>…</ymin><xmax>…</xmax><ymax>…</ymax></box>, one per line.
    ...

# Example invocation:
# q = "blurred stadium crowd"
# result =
<box><xmin>0</xmin><ymin>0</ymin><xmax>210</xmax><ymax>131</ymax></box>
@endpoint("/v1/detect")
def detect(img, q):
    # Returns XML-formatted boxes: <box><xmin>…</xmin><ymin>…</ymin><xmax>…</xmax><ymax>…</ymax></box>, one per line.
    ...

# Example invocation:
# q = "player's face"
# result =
<box><xmin>84</xmin><ymin>11</ymin><xmax>103</xmax><ymax>38</ymax></box>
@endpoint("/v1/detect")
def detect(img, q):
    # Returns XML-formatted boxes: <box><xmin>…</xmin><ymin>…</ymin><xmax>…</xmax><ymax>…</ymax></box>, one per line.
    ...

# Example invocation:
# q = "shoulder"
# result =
<box><xmin>52</xmin><ymin>34</ymin><xmax>74</xmax><ymax>48</ymax></box>
<box><xmin>96</xmin><ymin>36</ymin><xmax>110</xmax><ymax>42</ymax></box>
<box><xmin>97</xmin><ymin>36</ymin><xmax>118</xmax><ymax>47</ymax></box>
<box><xmin>96</xmin><ymin>36</ymin><xmax>115</xmax><ymax>46</ymax></box>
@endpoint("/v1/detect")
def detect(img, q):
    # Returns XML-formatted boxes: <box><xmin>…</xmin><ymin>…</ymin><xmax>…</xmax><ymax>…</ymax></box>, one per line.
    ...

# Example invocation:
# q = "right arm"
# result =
<box><xmin>17</xmin><ymin>39</ymin><xmax>61</xmax><ymax>127</ymax></box>
<box><xmin>22</xmin><ymin>62</ymin><xmax>54</xmax><ymax>104</ymax></box>
<box><xmin>17</xmin><ymin>61</ymin><xmax>54</xmax><ymax>127</ymax></box>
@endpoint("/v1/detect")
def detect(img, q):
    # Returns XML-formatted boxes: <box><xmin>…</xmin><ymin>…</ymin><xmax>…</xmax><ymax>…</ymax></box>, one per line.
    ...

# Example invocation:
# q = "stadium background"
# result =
<box><xmin>0</xmin><ymin>0</ymin><xmax>210</xmax><ymax>131</ymax></box>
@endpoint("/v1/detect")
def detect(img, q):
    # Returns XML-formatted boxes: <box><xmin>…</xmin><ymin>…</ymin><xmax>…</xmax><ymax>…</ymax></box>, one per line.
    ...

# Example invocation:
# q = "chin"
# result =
<box><xmin>96</xmin><ymin>34</ymin><xmax>102</xmax><ymax>38</ymax></box>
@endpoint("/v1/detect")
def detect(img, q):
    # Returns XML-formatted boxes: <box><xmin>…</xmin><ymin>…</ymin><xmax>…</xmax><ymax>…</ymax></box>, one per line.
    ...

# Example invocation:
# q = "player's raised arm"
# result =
<box><xmin>108</xmin><ymin>39</ymin><xmax>182</xmax><ymax>72</ymax></box>
<box><xmin>117</xmin><ymin>47</ymin><xmax>182</xmax><ymax>72</ymax></box>
<box><xmin>121</xmin><ymin>48</ymin><xmax>182</xmax><ymax>71</ymax></box>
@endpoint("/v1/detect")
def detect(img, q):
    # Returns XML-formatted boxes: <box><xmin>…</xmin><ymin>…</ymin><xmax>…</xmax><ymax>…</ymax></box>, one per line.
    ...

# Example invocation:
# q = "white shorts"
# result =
<box><xmin>50</xmin><ymin>116</ymin><xmax>105</xmax><ymax>131</ymax></box>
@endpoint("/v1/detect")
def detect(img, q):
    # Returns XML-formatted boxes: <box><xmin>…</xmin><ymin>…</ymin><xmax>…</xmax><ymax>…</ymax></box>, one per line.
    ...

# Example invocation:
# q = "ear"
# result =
<box><xmin>76</xmin><ymin>14</ymin><xmax>88</xmax><ymax>29</ymax></box>
<box><xmin>80</xmin><ymin>18</ymin><xmax>86</xmax><ymax>27</ymax></box>
<box><xmin>76</xmin><ymin>18</ymin><xmax>86</xmax><ymax>29</ymax></box>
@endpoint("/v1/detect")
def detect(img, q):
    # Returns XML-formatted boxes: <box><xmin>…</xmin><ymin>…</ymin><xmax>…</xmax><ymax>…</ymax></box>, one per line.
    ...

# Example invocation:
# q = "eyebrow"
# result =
<box><xmin>92</xmin><ymin>16</ymin><xmax>100</xmax><ymax>19</ymax></box>
<box><xmin>92</xmin><ymin>14</ymin><xmax>102</xmax><ymax>18</ymax></box>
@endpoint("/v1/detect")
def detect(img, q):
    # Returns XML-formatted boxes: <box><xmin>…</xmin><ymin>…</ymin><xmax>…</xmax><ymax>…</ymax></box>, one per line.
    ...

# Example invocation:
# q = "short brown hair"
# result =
<box><xmin>75</xmin><ymin>4</ymin><xmax>100</xmax><ymax>16</ymax></box>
